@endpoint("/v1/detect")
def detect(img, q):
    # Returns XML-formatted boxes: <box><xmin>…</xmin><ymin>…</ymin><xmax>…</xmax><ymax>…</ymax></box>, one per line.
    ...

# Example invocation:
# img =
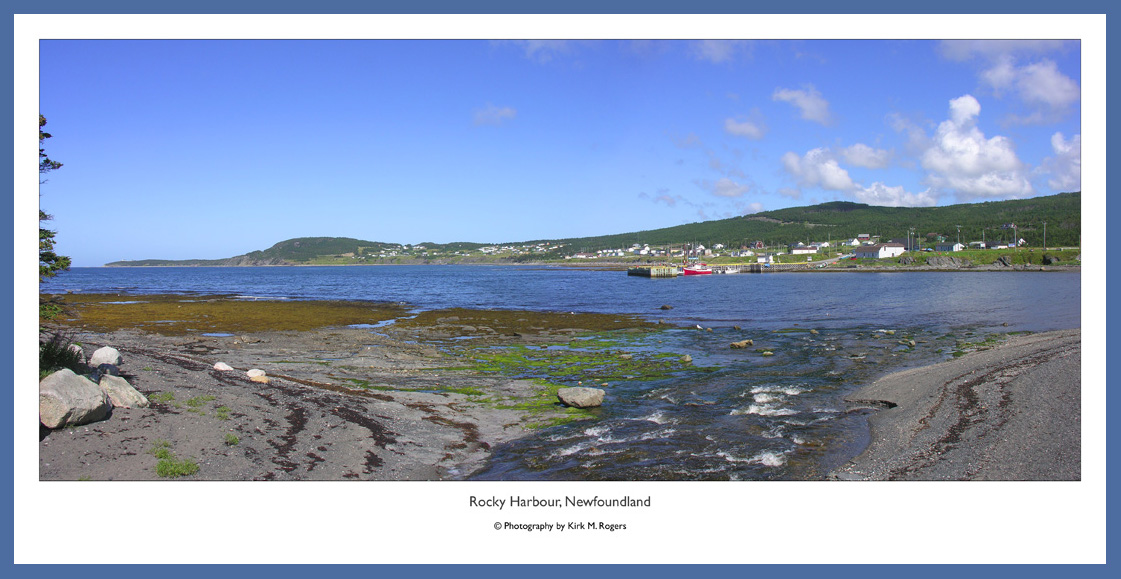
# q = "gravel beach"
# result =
<box><xmin>832</xmin><ymin>329</ymin><xmax>1081</xmax><ymax>480</ymax></box>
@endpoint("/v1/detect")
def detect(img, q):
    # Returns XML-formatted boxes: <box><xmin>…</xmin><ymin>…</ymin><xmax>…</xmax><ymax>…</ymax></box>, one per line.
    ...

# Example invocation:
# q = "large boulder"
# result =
<box><xmin>89</xmin><ymin>346</ymin><xmax>122</xmax><ymax>367</ymax></box>
<box><xmin>98</xmin><ymin>374</ymin><xmax>150</xmax><ymax>409</ymax></box>
<box><xmin>40</xmin><ymin>369</ymin><xmax>111</xmax><ymax>429</ymax></box>
<box><xmin>557</xmin><ymin>387</ymin><xmax>605</xmax><ymax>408</ymax></box>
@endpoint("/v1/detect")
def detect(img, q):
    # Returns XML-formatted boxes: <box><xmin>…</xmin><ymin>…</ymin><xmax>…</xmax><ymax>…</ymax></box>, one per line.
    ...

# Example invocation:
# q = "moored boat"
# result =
<box><xmin>682</xmin><ymin>263</ymin><xmax>713</xmax><ymax>275</ymax></box>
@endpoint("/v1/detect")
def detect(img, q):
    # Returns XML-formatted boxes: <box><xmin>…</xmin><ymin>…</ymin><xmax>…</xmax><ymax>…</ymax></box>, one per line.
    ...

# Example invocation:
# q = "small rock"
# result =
<box><xmin>680</xmin><ymin>355</ymin><xmax>692</xmax><ymax>364</ymax></box>
<box><xmin>705</xmin><ymin>328</ymin><xmax>713</xmax><ymax>332</ymax></box>
<box><xmin>730</xmin><ymin>339</ymin><xmax>753</xmax><ymax>349</ymax></box>
<box><xmin>250</xmin><ymin>376</ymin><xmax>270</xmax><ymax>384</ymax></box>
<box><xmin>810</xmin><ymin>329</ymin><xmax>819</xmax><ymax>335</ymax></box>
<box><xmin>733</xmin><ymin>325</ymin><xmax>741</xmax><ymax>331</ymax></box>
<box><xmin>557</xmin><ymin>387</ymin><xmax>605</xmax><ymax>408</ymax></box>
<box><xmin>247</xmin><ymin>369</ymin><xmax>267</xmax><ymax>378</ymax></box>
<box><xmin>619</xmin><ymin>354</ymin><xmax>633</xmax><ymax>360</ymax></box>
<box><xmin>89</xmin><ymin>346</ymin><xmax>122</xmax><ymax>367</ymax></box>
<box><xmin>659</xmin><ymin>305</ymin><xmax>674</xmax><ymax>310</ymax></box>
<box><xmin>67</xmin><ymin>344</ymin><xmax>86</xmax><ymax>365</ymax></box>
<box><xmin>99</xmin><ymin>374</ymin><xmax>149</xmax><ymax>409</ymax></box>
<box><xmin>762</xmin><ymin>351</ymin><xmax>774</xmax><ymax>357</ymax></box>
<box><xmin>213</xmin><ymin>362</ymin><xmax>234</xmax><ymax>371</ymax></box>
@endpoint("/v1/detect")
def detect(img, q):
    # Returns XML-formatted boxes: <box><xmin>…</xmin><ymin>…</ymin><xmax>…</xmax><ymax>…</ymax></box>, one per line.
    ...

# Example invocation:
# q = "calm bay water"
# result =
<box><xmin>42</xmin><ymin>265</ymin><xmax>1081</xmax><ymax>480</ymax></box>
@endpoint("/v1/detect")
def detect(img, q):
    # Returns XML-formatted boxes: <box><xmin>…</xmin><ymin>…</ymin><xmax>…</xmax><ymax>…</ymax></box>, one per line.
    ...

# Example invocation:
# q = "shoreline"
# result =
<box><xmin>37</xmin><ymin>302</ymin><xmax>665</xmax><ymax>481</ymax></box>
<box><xmin>831</xmin><ymin>328</ymin><xmax>1081</xmax><ymax>480</ymax></box>
<box><xmin>38</xmin><ymin>296</ymin><xmax>1081</xmax><ymax>481</ymax></box>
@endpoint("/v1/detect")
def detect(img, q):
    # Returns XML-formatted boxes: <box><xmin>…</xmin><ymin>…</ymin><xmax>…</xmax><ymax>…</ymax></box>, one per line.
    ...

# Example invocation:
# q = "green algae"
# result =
<box><xmin>41</xmin><ymin>293</ymin><xmax>407</xmax><ymax>336</ymax></box>
<box><xmin>455</xmin><ymin>338</ymin><xmax>696</xmax><ymax>384</ymax></box>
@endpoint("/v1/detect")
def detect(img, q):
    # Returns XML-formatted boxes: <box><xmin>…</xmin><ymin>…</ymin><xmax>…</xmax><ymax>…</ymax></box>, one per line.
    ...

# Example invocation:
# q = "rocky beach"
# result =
<box><xmin>38</xmin><ymin>293</ymin><xmax>1081</xmax><ymax>481</ymax></box>
<box><xmin>37</xmin><ymin>294</ymin><xmax>667</xmax><ymax>481</ymax></box>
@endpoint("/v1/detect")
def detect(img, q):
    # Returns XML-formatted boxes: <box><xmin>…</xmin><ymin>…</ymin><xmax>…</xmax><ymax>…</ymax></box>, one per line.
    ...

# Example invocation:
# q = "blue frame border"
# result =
<box><xmin>9</xmin><ymin>1</ymin><xmax>1114</xmax><ymax>576</ymax></box>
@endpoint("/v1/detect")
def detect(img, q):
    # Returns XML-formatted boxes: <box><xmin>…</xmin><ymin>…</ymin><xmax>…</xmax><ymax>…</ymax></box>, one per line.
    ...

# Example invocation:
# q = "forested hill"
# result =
<box><xmin>538</xmin><ymin>191</ymin><xmax>1081</xmax><ymax>252</ymax></box>
<box><xmin>105</xmin><ymin>192</ymin><xmax>1080</xmax><ymax>266</ymax></box>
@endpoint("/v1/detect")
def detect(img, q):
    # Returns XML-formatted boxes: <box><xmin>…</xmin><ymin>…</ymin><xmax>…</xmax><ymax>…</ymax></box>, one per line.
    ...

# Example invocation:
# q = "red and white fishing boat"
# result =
<box><xmin>682</xmin><ymin>263</ymin><xmax>713</xmax><ymax>275</ymax></box>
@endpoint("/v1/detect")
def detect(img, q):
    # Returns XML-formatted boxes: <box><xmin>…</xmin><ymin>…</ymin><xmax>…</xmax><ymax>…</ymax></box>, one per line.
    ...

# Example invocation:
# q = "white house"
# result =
<box><xmin>790</xmin><ymin>246</ymin><xmax>817</xmax><ymax>255</ymax></box>
<box><xmin>935</xmin><ymin>242</ymin><xmax>965</xmax><ymax>252</ymax></box>
<box><xmin>854</xmin><ymin>243</ymin><xmax>906</xmax><ymax>259</ymax></box>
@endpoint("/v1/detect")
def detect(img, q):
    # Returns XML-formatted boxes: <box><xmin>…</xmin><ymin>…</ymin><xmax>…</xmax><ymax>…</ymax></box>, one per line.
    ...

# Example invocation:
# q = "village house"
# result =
<box><xmin>935</xmin><ymin>242</ymin><xmax>965</xmax><ymax>252</ymax></box>
<box><xmin>854</xmin><ymin>242</ymin><xmax>906</xmax><ymax>259</ymax></box>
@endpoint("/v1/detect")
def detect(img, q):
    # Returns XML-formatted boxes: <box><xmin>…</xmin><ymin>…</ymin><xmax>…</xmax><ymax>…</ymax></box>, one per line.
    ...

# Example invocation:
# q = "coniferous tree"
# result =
<box><xmin>39</xmin><ymin>114</ymin><xmax>70</xmax><ymax>280</ymax></box>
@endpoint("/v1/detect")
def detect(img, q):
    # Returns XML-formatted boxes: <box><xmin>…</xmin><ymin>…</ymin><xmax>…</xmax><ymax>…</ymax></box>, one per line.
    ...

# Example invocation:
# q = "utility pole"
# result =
<box><xmin>956</xmin><ymin>225</ymin><xmax>961</xmax><ymax>247</ymax></box>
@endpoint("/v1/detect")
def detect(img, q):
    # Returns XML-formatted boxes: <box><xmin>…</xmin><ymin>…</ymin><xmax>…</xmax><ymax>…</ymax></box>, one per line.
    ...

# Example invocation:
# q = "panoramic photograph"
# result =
<box><xmin>36</xmin><ymin>38</ymin><xmax>1082</xmax><ymax>482</ymax></box>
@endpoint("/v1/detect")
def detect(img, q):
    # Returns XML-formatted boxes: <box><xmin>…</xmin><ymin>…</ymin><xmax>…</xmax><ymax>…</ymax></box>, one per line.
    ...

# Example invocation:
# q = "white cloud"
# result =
<box><xmin>500</xmin><ymin>40</ymin><xmax>573</xmax><ymax>63</ymax></box>
<box><xmin>853</xmin><ymin>182</ymin><xmax>938</xmax><ymax>207</ymax></box>
<box><xmin>1038</xmin><ymin>132</ymin><xmax>1081</xmax><ymax>191</ymax></box>
<box><xmin>777</xmin><ymin>187</ymin><xmax>802</xmax><ymax>200</ymax></box>
<box><xmin>473</xmin><ymin>104</ymin><xmax>517</xmax><ymax>126</ymax></box>
<box><xmin>696</xmin><ymin>177</ymin><xmax>751</xmax><ymax>198</ymax></box>
<box><xmin>671</xmin><ymin>132</ymin><xmax>703</xmax><ymax>149</ymax></box>
<box><xmin>781</xmin><ymin>148</ymin><xmax>854</xmax><ymax>192</ymax></box>
<box><xmin>943</xmin><ymin>41</ymin><xmax>1079</xmax><ymax>123</ymax></box>
<box><xmin>981</xmin><ymin>57</ymin><xmax>1079</xmax><ymax>114</ymax></box>
<box><xmin>740</xmin><ymin>202</ymin><xmax>765</xmax><ymax>214</ymax></box>
<box><xmin>920</xmin><ymin>95</ymin><xmax>1033</xmax><ymax>200</ymax></box>
<box><xmin>724</xmin><ymin>118</ymin><xmax>765</xmax><ymax>140</ymax></box>
<box><xmin>939</xmin><ymin>40</ymin><xmax>1069</xmax><ymax>62</ymax></box>
<box><xmin>1014</xmin><ymin>60</ymin><xmax>1080</xmax><ymax>110</ymax></box>
<box><xmin>887</xmin><ymin>113</ymin><xmax>931</xmax><ymax>156</ymax></box>
<box><xmin>691</xmin><ymin>40</ymin><xmax>751</xmax><ymax>63</ymax></box>
<box><xmin>773</xmin><ymin>85</ymin><xmax>832</xmax><ymax>125</ymax></box>
<box><xmin>840</xmin><ymin>143</ymin><xmax>891</xmax><ymax>169</ymax></box>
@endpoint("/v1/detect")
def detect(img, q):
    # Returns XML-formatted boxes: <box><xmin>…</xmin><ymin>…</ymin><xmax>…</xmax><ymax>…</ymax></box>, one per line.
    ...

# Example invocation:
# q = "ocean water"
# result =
<box><xmin>41</xmin><ymin>265</ymin><xmax>1081</xmax><ymax>480</ymax></box>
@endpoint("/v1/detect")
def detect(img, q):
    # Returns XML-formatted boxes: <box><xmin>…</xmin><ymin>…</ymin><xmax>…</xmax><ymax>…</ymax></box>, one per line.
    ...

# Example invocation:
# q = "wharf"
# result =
<box><xmin>627</xmin><ymin>263</ymin><xmax>811</xmax><ymax>276</ymax></box>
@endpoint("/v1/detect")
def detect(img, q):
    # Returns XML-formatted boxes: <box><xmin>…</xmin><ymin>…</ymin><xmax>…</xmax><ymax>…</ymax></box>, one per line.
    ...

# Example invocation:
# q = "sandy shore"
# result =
<box><xmin>832</xmin><ymin>329</ymin><xmax>1081</xmax><ymax>480</ymax></box>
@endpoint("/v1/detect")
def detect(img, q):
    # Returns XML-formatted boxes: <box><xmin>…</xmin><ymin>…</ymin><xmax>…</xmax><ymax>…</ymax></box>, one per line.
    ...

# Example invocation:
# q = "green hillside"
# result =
<box><xmin>538</xmin><ymin>191</ymin><xmax>1081</xmax><ymax>252</ymax></box>
<box><xmin>106</xmin><ymin>192</ymin><xmax>1081</xmax><ymax>266</ymax></box>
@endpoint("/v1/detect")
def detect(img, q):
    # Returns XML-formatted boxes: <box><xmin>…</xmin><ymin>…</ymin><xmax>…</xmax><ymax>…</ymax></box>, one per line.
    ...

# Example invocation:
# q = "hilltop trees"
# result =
<box><xmin>39</xmin><ymin>114</ymin><xmax>70</xmax><ymax>280</ymax></box>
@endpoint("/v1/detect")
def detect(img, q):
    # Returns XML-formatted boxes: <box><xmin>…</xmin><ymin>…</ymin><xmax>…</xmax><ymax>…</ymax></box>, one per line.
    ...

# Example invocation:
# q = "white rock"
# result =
<box><xmin>99</xmin><ymin>374</ymin><xmax>150</xmax><ymax>409</ymax></box>
<box><xmin>89</xmin><ymin>346</ymin><xmax>122</xmax><ymax>367</ymax></box>
<box><xmin>213</xmin><ymin>362</ymin><xmax>234</xmax><ymax>371</ymax></box>
<box><xmin>67</xmin><ymin>344</ymin><xmax>86</xmax><ymax>365</ymax></box>
<box><xmin>40</xmin><ymin>369</ymin><xmax>111</xmax><ymax>429</ymax></box>
<box><xmin>246</xmin><ymin>368</ymin><xmax>266</xmax><ymax>378</ymax></box>
<box><xmin>557</xmin><ymin>387</ymin><xmax>605</xmax><ymax>408</ymax></box>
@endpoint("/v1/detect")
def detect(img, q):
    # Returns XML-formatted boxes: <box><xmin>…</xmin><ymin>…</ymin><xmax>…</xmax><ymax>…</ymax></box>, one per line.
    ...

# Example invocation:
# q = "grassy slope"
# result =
<box><xmin>105</xmin><ymin>192</ymin><xmax>1081</xmax><ymax>266</ymax></box>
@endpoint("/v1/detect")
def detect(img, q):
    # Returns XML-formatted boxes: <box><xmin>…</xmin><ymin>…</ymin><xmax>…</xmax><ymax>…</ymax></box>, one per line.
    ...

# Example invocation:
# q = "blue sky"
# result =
<box><xmin>38</xmin><ymin>39</ymin><xmax>1081</xmax><ymax>266</ymax></box>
